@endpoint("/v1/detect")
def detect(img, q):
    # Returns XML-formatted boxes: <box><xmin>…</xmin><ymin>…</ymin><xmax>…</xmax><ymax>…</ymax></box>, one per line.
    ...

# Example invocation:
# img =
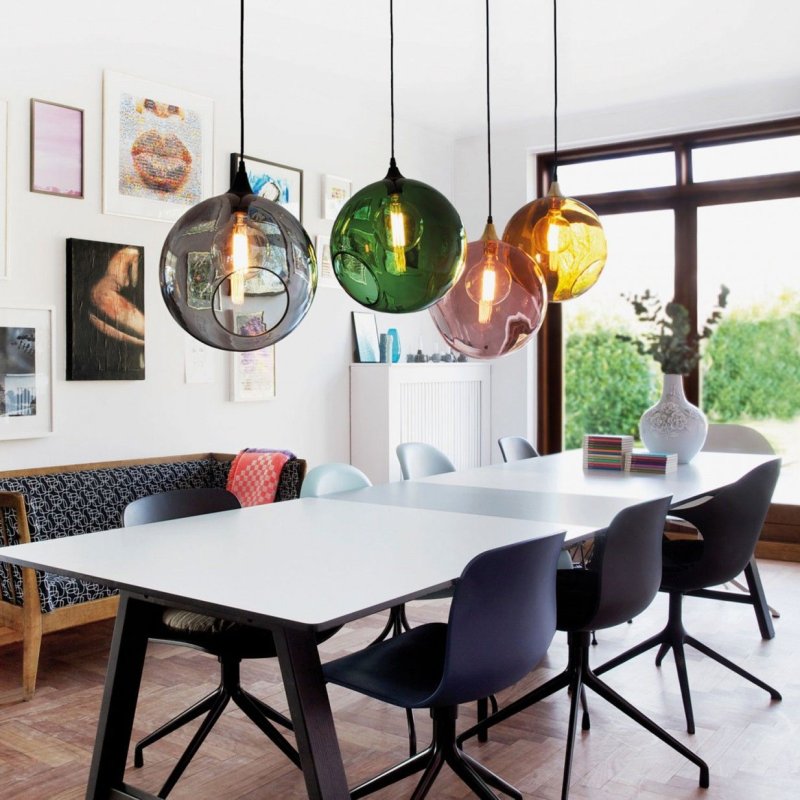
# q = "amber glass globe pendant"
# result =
<box><xmin>503</xmin><ymin>0</ymin><xmax>606</xmax><ymax>303</ymax></box>
<box><xmin>330</xmin><ymin>0</ymin><xmax>466</xmax><ymax>313</ymax></box>
<box><xmin>159</xmin><ymin>0</ymin><xmax>316</xmax><ymax>351</ymax></box>
<box><xmin>431</xmin><ymin>0</ymin><xmax>547</xmax><ymax>359</ymax></box>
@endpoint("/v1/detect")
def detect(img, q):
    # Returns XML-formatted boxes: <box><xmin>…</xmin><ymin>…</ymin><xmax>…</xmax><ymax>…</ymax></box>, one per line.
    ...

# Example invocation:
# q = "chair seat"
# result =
<box><xmin>324</xmin><ymin>623</ymin><xmax>447</xmax><ymax>709</ymax></box>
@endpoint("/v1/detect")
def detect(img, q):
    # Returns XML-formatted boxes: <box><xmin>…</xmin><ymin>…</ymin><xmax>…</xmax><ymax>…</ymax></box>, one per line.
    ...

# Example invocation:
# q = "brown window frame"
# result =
<box><xmin>535</xmin><ymin>116</ymin><xmax>800</xmax><ymax>454</ymax></box>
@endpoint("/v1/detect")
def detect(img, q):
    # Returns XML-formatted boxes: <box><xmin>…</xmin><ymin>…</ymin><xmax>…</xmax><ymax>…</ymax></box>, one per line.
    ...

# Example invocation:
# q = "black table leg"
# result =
<box><xmin>744</xmin><ymin>557</ymin><xmax>775</xmax><ymax>640</ymax></box>
<box><xmin>274</xmin><ymin>627</ymin><xmax>350</xmax><ymax>800</ymax></box>
<box><xmin>85</xmin><ymin>594</ymin><xmax>159</xmax><ymax>800</ymax></box>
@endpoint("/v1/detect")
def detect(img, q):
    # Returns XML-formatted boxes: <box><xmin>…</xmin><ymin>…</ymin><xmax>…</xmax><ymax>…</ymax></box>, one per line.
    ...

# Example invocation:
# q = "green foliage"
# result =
<box><xmin>565</xmin><ymin>331</ymin><xmax>655</xmax><ymax>449</ymax></box>
<box><xmin>704</xmin><ymin>312</ymin><xmax>800</xmax><ymax>420</ymax></box>
<box><xmin>618</xmin><ymin>286</ymin><xmax>729</xmax><ymax>374</ymax></box>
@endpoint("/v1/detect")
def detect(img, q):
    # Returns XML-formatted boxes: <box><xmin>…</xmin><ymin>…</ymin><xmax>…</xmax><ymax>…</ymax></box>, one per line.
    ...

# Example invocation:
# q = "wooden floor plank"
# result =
<box><xmin>0</xmin><ymin>559</ymin><xmax>797</xmax><ymax>798</ymax></box>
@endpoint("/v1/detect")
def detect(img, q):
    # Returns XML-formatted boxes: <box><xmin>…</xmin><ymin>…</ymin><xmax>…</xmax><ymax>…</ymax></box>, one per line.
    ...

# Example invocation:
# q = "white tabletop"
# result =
<box><xmin>421</xmin><ymin>450</ymin><xmax>779</xmax><ymax>505</ymax></box>
<box><xmin>0</xmin><ymin>498</ymin><xmax>565</xmax><ymax>631</ymax></box>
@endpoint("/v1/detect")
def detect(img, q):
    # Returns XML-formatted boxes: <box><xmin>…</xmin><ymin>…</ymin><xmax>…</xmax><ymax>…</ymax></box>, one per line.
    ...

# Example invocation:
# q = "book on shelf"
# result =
<box><xmin>582</xmin><ymin>433</ymin><xmax>633</xmax><ymax>471</ymax></box>
<box><xmin>625</xmin><ymin>450</ymin><xmax>678</xmax><ymax>474</ymax></box>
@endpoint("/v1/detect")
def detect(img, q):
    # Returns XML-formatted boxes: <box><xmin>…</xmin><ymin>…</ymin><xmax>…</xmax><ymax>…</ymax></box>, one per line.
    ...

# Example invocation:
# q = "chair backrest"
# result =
<box><xmin>426</xmin><ymin>532</ymin><xmax>565</xmax><ymax>707</ymax></box>
<box><xmin>498</xmin><ymin>435</ymin><xmax>539</xmax><ymax>462</ymax></box>
<box><xmin>667</xmin><ymin>459</ymin><xmax>781</xmax><ymax>589</ymax></box>
<box><xmin>589</xmin><ymin>496</ymin><xmax>673</xmax><ymax>630</ymax></box>
<box><xmin>396</xmin><ymin>442</ymin><xmax>456</xmax><ymax>480</ymax></box>
<box><xmin>122</xmin><ymin>487</ymin><xmax>241</xmax><ymax>527</ymax></box>
<box><xmin>300</xmin><ymin>463</ymin><xmax>372</xmax><ymax>497</ymax></box>
<box><xmin>702</xmin><ymin>423</ymin><xmax>774</xmax><ymax>455</ymax></box>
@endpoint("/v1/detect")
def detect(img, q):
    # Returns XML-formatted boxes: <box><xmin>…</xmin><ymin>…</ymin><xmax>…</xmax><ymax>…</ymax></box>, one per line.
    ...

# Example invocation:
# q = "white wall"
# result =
<box><xmin>454</xmin><ymin>80</ymin><xmax>800</xmax><ymax>453</ymax></box>
<box><xmin>0</xmin><ymin>1</ymin><xmax>451</xmax><ymax>470</ymax></box>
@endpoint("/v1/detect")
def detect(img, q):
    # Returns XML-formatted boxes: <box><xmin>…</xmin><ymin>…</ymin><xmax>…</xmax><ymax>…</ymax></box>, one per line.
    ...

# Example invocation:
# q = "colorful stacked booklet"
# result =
<box><xmin>625</xmin><ymin>450</ymin><xmax>678</xmax><ymax>474</ymax></box>
<box><xmin>582</xmin><ymin>434</ymin><xmax>633</xmax><ymax>471</ymax></box>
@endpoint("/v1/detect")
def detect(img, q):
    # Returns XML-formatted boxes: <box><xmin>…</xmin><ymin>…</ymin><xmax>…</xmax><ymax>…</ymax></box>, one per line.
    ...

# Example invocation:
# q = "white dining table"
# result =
<box><xmin>0</xmin><ymin>449</ymin><xmax>779</xmax><ymax>799</ymax></box>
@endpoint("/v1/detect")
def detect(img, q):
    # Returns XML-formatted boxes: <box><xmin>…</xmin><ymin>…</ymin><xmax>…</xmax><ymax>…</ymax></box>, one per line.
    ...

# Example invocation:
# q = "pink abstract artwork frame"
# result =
<box><xmin>30</xmin><ymin>99</ymin><xmax>84</xmax><ymax>198</ymax></box>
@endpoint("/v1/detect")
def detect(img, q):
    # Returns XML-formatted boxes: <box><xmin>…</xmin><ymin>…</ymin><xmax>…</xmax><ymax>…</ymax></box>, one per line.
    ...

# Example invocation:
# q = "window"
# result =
<box><xmin>537</xmin><ymin>117</ymin><xmax>800</xmax><ymax>479</ymax></box>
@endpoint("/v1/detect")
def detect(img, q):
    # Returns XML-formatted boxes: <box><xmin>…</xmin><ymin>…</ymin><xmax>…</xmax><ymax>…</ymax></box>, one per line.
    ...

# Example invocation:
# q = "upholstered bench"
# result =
<box><xmin>0</xmin><ymin>452</ymin><xmax>306</xmax><ymax>700</ymax></box>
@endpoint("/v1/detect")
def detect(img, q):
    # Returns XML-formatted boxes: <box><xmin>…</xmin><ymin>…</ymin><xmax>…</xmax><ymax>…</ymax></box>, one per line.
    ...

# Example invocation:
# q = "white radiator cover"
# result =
<box><xmin>350</xmin><ymin>363</ymin><xmax>492</xmax><ymax>483</ymax></box>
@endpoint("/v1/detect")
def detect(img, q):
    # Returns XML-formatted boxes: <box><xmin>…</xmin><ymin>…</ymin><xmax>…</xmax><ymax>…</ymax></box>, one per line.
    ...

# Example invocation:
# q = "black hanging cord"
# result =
<box><xmin>485</xmin><ymin>0</ymin><xmax>493</xmax><ymax>223</ymax></box>
<box><xmin>239</xmin><ymin>0</ymin><xmax>245</xmax><ymax>161</ymax></box>
<box><xmin>390</xmin><ymin>0</ymin><xmax>396</xmax><ymax>165</ymax></box>
<box><xmin>552</xmin><ymin>0</ymin><xmax>559</xmax><ymax>183</ymax></box>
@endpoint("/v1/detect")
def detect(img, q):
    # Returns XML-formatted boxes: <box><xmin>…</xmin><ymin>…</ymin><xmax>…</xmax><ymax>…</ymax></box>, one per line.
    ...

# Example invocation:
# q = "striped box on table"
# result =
<box><xmin>625</xmin><ymin>450</ymin><xmax>678</xmax><ymax>474</ymax></box>
<box><xmin>582</xmin><ymin>434</ymin><xmax>633</xmax><ymax>471</ymax></box>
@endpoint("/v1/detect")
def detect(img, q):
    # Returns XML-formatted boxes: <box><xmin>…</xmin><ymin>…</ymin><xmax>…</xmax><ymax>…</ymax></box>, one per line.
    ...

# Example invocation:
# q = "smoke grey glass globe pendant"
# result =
<box><xmin>159</xmin><ymin>0</ymin><xmax>316</xmax><ymax>351</ymax></box>
<box><xmin>330</xmin><ymin>0</ymin><xmax>466</xmax><ymax>313</ymax></box>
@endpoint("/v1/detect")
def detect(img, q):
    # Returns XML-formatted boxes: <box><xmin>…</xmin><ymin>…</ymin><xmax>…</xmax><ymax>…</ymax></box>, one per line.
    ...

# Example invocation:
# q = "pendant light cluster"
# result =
<box><xmin>430</xmin><ymin>0</ymin><xmax>547</xmax><ymax>359</ymax></box>
<box><xmin>330</xmin><ymin>0</ymin><xmax>466</xmax><ymax>313</ymax></box>
<box><xmin>159</xmin><ymin>0</ymin><xmax>316</xmax><ymax>351</ymax></box>
<box><xmin>502</xmin><ymin>0</ymin><xmax>607</xmax><ymax>302</ymax></box>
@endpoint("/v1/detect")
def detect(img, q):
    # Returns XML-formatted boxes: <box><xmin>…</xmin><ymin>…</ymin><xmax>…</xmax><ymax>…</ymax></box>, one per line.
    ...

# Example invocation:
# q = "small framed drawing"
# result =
<box><xmin>352</xmin><ymin>311</ymin><xmax>379</xmax><ymax>363</ymax></box>
<box><xmin>322</xmin><ymin>174</ymin><xmax>351</xmax><ymax>220</ymax></box>
<box><xmin>103</xmin><ymin>70</ymin><xmax>213</xmax><ymax>222</ymax></box>
<box><xmin>232</xmin><ymin>154</ymin><xmax>303</xmax><ymax>222</ymax></box>
<box><xmin>0</xmin><ymin>99</ymin><xmax>7</xmax><ymax>279</ymax></box>
<box><xmin>30</xmin><ymin>99</ymin><xmax>84</xmax><ymax>198</ymax></box>
<box><xmin>315</xmin><ymin>234</ymin><xmax>337</xmax><ymax>288</ymax></box>
<box><xmin>231</xmin><ymin>346</ymin><xmax>276</xmax><ymax>402</ymax></box>
<box><xmin>0</xmin><ymin>306</ymin><xmax>54</xmax><ymax>440</ymax></box>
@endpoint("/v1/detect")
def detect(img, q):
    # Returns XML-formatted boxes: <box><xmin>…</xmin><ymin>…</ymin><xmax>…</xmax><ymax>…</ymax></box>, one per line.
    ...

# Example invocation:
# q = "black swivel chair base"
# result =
<box><xmin>350</xmin><ymin>706</ymin><xmax>520</xmax><ymax>800</ymax></box>
<box><xmin>135</xmin><ymin>655</ymin><xmax>299</xmax><ymax>798</ymax></box>
<box><xmin>458</xmin><ymin>631</ymin><xmax>709</xmax><ymax>800</ymax></box>
<box><xmin>594</xmin><ymin>592</ymin><xmax>782</xmax><ymax>734</ymax></box>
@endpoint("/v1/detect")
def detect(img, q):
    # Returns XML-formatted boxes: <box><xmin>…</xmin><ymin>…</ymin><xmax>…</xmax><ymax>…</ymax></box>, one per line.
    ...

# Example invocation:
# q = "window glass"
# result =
<box><xmin>693</xmin><ymin>136</ymin><xmax>800</xmax><ymax>182</ymax></box>
<box><xmin>554</xmin><ymin>152</ymin><xmax>675</xmax><ymax>196</ymax></box>
<box><xmin>698</xmin><ymin>198</ymin><xmax>800</xmax><ymax>487</ymax></box>
<box><xmin>562</xmin><ymin>211</ymin><xmax>674</xmax><ymax>449</ymax></box>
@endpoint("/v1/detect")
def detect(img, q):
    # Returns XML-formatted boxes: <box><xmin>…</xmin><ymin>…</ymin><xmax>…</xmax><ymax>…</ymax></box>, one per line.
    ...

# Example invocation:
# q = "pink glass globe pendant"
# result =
<box><xmin>430</xmin><ymin>222</ymin><xmax>548</xmax><ymax>359</ymax></box>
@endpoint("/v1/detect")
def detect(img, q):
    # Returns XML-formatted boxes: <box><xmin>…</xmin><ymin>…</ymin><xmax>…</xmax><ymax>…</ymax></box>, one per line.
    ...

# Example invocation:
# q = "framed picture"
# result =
<box><xmin>322</xmin><ymin>174</ymin><xmax>351</xmax><ymax>220</ymax></box>
<box><xmin>0</xmin><ymin>100</ymin><xmax>6</xmax><ymax>279</ymax></box>
<box><xmin>103</xmin><ymin>70</ymin><xmax>213</xmax><ymax>222</ymax></box>
<box><xmin>231</xmin><ymin>154</ymin><xmax>303</xmax><ymax>221</ymax></box>
<box><xmin>352</xmin><ymin>311</ymin><xmax>379</xmax><ymax>363</ymax></box>
<box><xmin>315</xmin><ymin>234</ymin><xmax>338</xmax><ymax>288</ymax></box>
<box><xmin>231</xmin><ymin>346</ymin><xmax>276</xmax><ymax>402</ymax></box>
<box><xmin>0</xmin><ymin>306</ymin><xmax>53</xmax><ymax>440</ymax></box>
<box><xmin>66</xmin><ymin>238</ymin><xmax>145</xmax><ymax>381</ymax></box>
<box><xmin>30</xmin><ymin>99</ymin><xmax>83</xmax><ymax>198</ymax></box>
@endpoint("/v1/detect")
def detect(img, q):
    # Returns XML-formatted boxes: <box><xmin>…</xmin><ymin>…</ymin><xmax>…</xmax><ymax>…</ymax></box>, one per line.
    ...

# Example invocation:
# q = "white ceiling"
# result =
<box><xmin>254</xmin><ymin>0</ymin><xmax>800</xmax><ymax>139</ymax></box>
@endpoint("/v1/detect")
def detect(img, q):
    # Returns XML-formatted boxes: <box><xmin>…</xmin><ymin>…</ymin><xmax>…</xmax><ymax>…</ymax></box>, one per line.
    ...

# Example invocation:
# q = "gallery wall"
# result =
<box><xmin>0</xmin><ymin>1</ymin><xmax>454</xmax><ymax>471</ymax></box>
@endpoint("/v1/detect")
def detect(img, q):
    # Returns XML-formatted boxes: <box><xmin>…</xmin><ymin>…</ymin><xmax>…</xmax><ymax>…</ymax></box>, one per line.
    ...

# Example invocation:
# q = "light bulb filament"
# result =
<box><xmin>478</xmin><ymin>265</ymin><xmax>497</xmax><ymax>324</ymax></box>
<box><xmin>230</xmin><ymin>213</ymin><xmax>248</xmax><ymax>305</ymax></box>
<box><xmin>387</xmin><ymin>194</ymin><xmax>407</xmax><ymax>274</ymax></box>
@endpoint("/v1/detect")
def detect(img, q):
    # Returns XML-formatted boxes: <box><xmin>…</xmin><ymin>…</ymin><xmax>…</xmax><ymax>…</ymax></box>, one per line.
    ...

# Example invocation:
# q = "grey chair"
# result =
<box><xmin>595</xmin><ymin>460</ymin><xmax>782</xmax><ymax>734</ymax></box>
<box><xmin>123</xmin><ymin>488</ymin><xmax>303</xmax><ymax>798</ymax></box>
<box><xmin>324</xmin><ymin>533</ymin><xmax>566</xmax><ymax>800</ymax></box>
<box><xmin>498</xmin><ymin>435</ymin><xmax>539</xmax><ymax>462</ymax></box>
<box><xmin>396</xmin><ymin>441</ymin><xmax>456</xmax><ymax>480</ymax></box>
<box><xmin>459</xmin><ymin>498</ymin><xmax>709</xmax><ymax>800</ymax></box>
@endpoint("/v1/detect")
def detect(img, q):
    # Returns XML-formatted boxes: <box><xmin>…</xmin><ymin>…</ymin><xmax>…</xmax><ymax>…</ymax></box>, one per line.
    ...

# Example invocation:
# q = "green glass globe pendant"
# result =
<box><xmin>331</xmin><ymin>157</ymin><xmax>466</xmax><ymax>312</ymax></box>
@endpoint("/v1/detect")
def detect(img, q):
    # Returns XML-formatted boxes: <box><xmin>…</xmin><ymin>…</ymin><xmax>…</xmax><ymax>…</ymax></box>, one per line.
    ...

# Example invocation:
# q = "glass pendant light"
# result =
<box><xmin>430</xmin><ymin>0</ymin><xmax>547</xmax><ymax>359</ymax></box>
<box><xmin>330</xmin><ymin>0</ymin><xmax>466</xmax><ymax>313</ymax></box>
<box><xmin>159</xmin><ymin>0</ymin><xmax>316</xmax><ymax>351</ymax></box>
<box><xmin>502</xmin><ymin>0</ymin><xmax>607</xmax><ymax>303</ymax></box>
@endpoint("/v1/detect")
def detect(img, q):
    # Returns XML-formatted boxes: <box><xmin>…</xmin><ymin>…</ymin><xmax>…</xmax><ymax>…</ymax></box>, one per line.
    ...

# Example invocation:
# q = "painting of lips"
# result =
<box><xmin>130</xmin><ymin>130</ymin><xmax>192</xmax><ymax>193</ymax></box>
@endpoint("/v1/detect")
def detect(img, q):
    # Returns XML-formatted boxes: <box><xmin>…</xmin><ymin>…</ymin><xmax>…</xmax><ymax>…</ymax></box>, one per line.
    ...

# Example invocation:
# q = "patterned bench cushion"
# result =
<box><xmin>0</xmin><ymin>457</ymin><xmax>305</xmax><ymax>612</ymax></box>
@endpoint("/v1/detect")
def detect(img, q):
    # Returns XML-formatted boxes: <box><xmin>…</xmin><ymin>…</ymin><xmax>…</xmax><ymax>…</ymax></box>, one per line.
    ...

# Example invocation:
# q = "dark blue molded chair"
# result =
<box><xmin>595</xmin><ymin>459</ymin><xmax>782</xmax><ymax>734</ymax></box>
<box><xmin>323</xmin><ymin>532</ymin><xmax>565</xmax><ymax>800</ymax></box>
<box><xmin>459</xmin><ymin>497</ymin><xmax>709</xmax><ymax>800</ymax></box>
<box><xmin>123</xmin><ymin>488</ymin><xmax>303</xmax><ymax>798</ymax></box>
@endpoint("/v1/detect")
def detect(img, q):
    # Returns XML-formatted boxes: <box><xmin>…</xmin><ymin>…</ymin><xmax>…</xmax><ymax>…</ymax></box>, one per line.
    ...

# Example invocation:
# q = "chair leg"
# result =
<box><xmin>685</xmin><ymin>634</ymin><xmax>782</xmax><ymax>700</ymax></box>
<box><xmin>560</xmin><ymin>661</ymin><xmax>585</xmax><ymax>800</ymax></box>
<box><xmin>655</xmin><ymin>641</ymin><xmax>671</xmax><ymax>666</ymax></box>
<box><xmin>460</xmin><ymin>749</ymin><xmax>521</xmax><ymax>799</ymax></box>
<box><xmin>158</xmin><ymin>690</ymin><xmax>230</xmax><ymax>798</ymax></box>
<box><xmin>582</xmin><ymin>668</ymin><xmax>709</xmax><ymax>788</ymax></box>
<box><xmin>670</xmin><ymin>640</ymin><xmax>696</xmax><ymax>734</ymax></box>
<box><xmin>369</xmin><ymin>605</ymin><xmax>408</xmax><ymax>645</ymax></box>
<box><xmin>242</xmin><ymin>689</ymin><xmax>294</xmax><ymax>730</ymax></box>
<box><xmin>232</xmin><ymin>686</ymin><xmax>301</xmax><ymax>767</ymax></box>
<box><xmin>409</xmin><ymin>749</ymin><xmax>446</xmax><ymax>800</ymax></box>
<box><xmin>580</xmin><ymin>686</ymin><xmax>590</xmax><ymax>731</ymax></box>
<box><xmin>134</xmin><ymin>688</ymin><xmax>219</xmax><ymax>767</ymax></box>
<box><xmin>742</xmin><ymin>558</ymin><xmax>777</xmax><ymax>638</ymax></box>
<box><xmin>350</xmin><ymin>745</ymin><xmax>433</xmax><ymax>799</ymax></box>
<box><xmin>593</xmin><ymin>629</ymin><xmax>665</xmax><ymax>676</ymax></box>
<box><xmin>406</xmin><ymin>707</ymin><xmax>417</xmax><ymax>756</ymax></box>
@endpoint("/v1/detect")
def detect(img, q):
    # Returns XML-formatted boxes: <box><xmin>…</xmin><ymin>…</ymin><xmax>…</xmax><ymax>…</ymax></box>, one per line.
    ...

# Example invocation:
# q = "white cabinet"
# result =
<box><xmin>350</xmin><ymin>363</ymin><xmax>492</xmax><ymax>484</ymax></box>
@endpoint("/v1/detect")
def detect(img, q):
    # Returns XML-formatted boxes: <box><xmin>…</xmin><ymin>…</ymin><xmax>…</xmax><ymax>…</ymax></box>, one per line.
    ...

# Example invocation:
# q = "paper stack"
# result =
<box><xmin>582</xmin><ymin>434</ymin><xmax>633</xmax><ymax>471</ymax></box>
<box><xmin>626</xmin><ymin>450</ymin><xmax>678</xmax><ymax>474</ymax></box>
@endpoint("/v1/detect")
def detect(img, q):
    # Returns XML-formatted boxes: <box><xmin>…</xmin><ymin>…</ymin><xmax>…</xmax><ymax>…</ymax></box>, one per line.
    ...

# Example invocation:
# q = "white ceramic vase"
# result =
<box><xmin>639</xmin><ymin>373</ymin><xmax>708</xmax><ymax>464</ymax></box>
